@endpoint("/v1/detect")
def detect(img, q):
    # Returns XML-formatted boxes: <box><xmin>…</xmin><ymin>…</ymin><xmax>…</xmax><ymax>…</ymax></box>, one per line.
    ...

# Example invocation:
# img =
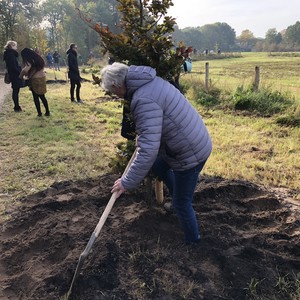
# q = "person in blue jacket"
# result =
<box><xmin>101</xmin><ymin>62</ymin><xmax>212</xmax><ymax>245</ymax></box>
<box><xmin>3</xmin><ymin>41</ymin><xmax>23</xmax><ymax>112</ymax></box>
<box><xmin>46</xmin><ymin>52</ymin><xmax>53</xmax><ymax>69</ymax></box>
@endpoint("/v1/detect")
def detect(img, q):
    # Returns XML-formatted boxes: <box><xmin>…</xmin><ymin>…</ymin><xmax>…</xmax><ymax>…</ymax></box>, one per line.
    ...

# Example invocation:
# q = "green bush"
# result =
<box><xmin>109</xmin><ymin>140</ymin><xmax>136</xmax><ymax>173</ymax></box>
<box><xmin>178</xmin><ymin>80</ymin><xmax>190</xmax><ymax>95</ymax></box>
<box><xmin>193</xmin><ymin>85</ymin><xmax>221</xmax><ymax>108</ymax></box>
<box><xmin>231</xmin><ymin>85</ymin><xmax>295</xmax><ymax>116</ymax></box>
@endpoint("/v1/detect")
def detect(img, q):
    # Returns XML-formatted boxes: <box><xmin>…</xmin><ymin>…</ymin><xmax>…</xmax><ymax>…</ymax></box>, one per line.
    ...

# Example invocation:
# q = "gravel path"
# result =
<box><xmin>0</xmin><ymin>75</ymin><xmax>11</xmax><ymax>110</ymax></box>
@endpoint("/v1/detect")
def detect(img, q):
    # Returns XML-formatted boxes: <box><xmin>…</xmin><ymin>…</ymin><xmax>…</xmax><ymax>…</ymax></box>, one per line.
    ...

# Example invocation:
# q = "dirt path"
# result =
<box><xmin>0</xmin><ymin>75</ymin><xmax>11</xmax><ymax>110</ymax></box>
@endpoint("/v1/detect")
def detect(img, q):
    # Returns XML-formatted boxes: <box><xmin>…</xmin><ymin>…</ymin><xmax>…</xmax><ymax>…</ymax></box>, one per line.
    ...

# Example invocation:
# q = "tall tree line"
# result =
<box><xmin>0</xmin><ymin>0</ymin><xmax>119</xmax><ymax>62</ymax></box>
<box><xmin>1</xmin><ymin>0</ymin><xmax>300</xmax><ymax>65</ymax></box>
<box><xmin>172</xmin><ymin>22</ymin><xmax>300</xmax><ymax>53</ymax></box>
<box><xmin>237</xmin><ymin>23</ymin><xmax>300</xmax><ymax>52</ymax></box>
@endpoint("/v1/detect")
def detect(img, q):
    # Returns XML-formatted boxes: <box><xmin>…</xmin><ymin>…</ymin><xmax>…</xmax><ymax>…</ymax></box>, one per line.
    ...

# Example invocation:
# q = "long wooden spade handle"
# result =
<box><xmin>83</xmin><ymin>148</ymin><xmax>137</xmax><ymax>253</ymax></box>
<box><xmin>66</xmin><ymin>149</ymin><xmax>137</xmax><ymax>299</ymax></box>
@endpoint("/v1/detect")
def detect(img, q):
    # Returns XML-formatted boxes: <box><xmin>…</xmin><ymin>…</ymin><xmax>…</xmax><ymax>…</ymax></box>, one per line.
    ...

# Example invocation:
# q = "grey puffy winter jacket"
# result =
<box><xmin>121</xmin><ymin>65</ymin><xmax>212</xmax><ymax>190</ymax></box>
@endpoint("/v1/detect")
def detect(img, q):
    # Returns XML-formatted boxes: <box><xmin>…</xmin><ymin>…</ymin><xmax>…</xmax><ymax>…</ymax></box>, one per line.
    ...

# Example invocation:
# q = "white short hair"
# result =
<box><xmin>100</xmin><ymin>62</ymin><xmax>129</xmax><ymax>92</ymax></box>
<box><xmin>4</xmin><ymin>40</ymin><xmax>17</xmax><ymax>50</ymax></box>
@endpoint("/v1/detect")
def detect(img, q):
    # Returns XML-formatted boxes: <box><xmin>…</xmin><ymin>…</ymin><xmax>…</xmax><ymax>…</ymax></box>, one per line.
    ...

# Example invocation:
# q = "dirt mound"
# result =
<box><xmin>0</xmin><ymin>175</ymin><xmax>299</xmax><ymax>300</ymax></box>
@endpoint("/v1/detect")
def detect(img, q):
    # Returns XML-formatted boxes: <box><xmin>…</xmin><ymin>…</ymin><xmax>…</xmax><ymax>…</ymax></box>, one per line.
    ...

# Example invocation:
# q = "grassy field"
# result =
<box><xmin>190</xmin><ymin>52</ymin><xmax>300</xmax><ymax>102</ymax></box>
<box><xmin>0</xmin><ymin>53</ymin><xmax>299</xmax><ymax>220</ymax></box>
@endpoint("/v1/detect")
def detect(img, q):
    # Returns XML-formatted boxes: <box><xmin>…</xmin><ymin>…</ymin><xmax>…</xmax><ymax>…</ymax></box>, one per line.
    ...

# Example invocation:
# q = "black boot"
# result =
<box><xmin>14</xmin><ymin>106</ymin><xmax>22</xmax><ymax>112</ymax></box>
<box><xmin>40</xmin><ymin>95</ymin><xmax>50</xmax><ymax>116</ymax></box>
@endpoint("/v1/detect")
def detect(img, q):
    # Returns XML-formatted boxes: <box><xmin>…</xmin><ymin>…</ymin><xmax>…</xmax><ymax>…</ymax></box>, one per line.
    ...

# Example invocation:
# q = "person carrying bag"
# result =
<box><xmin>3</xmin><ymin>40</ymin><xmax>23</xmax><ymax>112</ymax></box>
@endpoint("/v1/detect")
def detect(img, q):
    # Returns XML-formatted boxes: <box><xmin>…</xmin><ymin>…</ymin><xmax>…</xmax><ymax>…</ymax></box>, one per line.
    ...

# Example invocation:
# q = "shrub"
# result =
<box><xmin>178</xmin><ymin>80</ymin><xmax>191</xmax><ymax>95</ymax></box>
<box><xmin>231</xmin><ymin>85</ymin><xmax>295</xmax><ymax>116</ymax></box>
<box><xmin>186</xmin><ymin>82</ymin><xmax>221</xmax><ymax>108</ymax></box>
<box><xmin>109</xmin><ymin>140</ymin><xmax>136</xmax><ymax>173</ymax></box>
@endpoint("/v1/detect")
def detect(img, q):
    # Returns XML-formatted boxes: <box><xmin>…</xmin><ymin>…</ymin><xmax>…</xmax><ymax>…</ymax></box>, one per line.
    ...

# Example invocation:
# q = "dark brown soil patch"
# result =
<box><xmin>0</xmin><ymin>175</ymin><xmax>299</xmax><ymax>300</ymax></box>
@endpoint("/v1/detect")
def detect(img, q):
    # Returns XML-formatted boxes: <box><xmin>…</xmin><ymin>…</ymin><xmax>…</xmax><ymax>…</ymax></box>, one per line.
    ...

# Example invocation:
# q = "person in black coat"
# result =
<box><xmin>66</xmin><ymin>43</ymin><xmax>82</xmax><ymax>103</ymax></box>
<box><xmin>3</xmin><ymin>41</ymin><xmax>23</xmax><ymax>112</ymax></box>
<box><xmin>53</xmin><ymin>50</ymin><xmax>60</xmax><ymax>71</ymax></box>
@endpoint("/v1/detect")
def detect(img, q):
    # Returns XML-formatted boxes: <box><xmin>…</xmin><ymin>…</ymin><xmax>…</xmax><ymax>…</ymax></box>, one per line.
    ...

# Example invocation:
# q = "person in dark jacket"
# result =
<box><xmin>66</xmin><ymin>43</ymin><xmax>82</xmax><ymax>103</ymax></box>
<box><xmin>19</xmin><ymin>48</ymin><xmax>50</xmax><ymax>117</ymax></box>
<box><xmin>53</xmin><ymin>50</ymin><xmax>60</xmax><ymax>71</ymax></box>
<box><xmin>3</xmin><ymin>41</ymin><xmax>23</xmax><ymax>112</ymax></box>
<box><xmin>101</xmin><ymin>62</ymin><xmax>212</xmax><ymax>245</ymax></box>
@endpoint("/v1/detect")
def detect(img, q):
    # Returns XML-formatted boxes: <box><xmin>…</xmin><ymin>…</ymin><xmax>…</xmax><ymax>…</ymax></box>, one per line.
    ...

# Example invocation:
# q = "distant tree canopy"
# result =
<box><xmin>285</xmin><ymin>21</ymin><xmax>300</xmax><ymax>46</ymax></box>
<box><xmin>173</xmin><ymin>22</ymin><xmax>236</xmax><ymax>52</ymax></box>
<box><xmin>42</xmin><ymin>0</ymin><xmax>73</xmax><ymax>51</ymax></box>
<box><xmin>173</xmin><ymin>21</ymin><xmax>300</xmax><ymax>52</ymax></box>
<box><xmin>0</xmin><ymin>0</ymin><xmax>300</xmax><ymax>65</ymax></box>
<box><xmin>265</xmin><ymin>28</ymin><xmax>282</xmax><ymax>45</ymax></box>
<box><xmin>237</xmin><ymin>29</ymin><xmax>257</xmax><ymax>51</ymax></box>
<box><xmin>0</xmin><ymin>0</ymin><xmax>118</xmax><ymax>61</ymax></box>
<box><xmin>0</xmin><ymin>0</ymin><xmax>38</xmax><ymax>44</ymax></box>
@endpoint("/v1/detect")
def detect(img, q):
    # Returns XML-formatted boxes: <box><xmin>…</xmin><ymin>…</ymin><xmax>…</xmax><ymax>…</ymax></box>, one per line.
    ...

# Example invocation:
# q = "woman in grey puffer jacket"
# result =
<box><xmin>101</xmin><ymin>62</ymin><xmax>212</xmax><ymax>245</ymax></box>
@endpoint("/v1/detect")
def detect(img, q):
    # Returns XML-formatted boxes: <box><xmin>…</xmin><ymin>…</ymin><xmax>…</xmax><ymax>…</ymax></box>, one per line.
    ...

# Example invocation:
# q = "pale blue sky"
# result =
<box><xmin>168</xmin><ymin>0</ymin><xmax>300</xmax><ymax>38</ymax></box>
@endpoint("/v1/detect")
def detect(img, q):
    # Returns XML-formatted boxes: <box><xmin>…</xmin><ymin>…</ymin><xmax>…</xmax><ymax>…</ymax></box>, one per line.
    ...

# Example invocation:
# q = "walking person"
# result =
<box><xmin>53</xmin><ymin>50</ymin><xmax>60</xmax><ymax>71</ymax></box>
<box><xmin>66</xmin><ymin>43</ymin><xmax>83</xmax><ymax>103</ymax></box>
<box><xmin>102</xmin><ymin>63</ymin><xmax>212</xmax><ymax>245</ymax></box>
<box><xmin>46</xmin><ymin>52</ymin><xmax>53</xmax><ymax>69</ymax></box>
<box><xmin>19</xmin><ymin>48</ymin><xmax>50</xmax><ymax>117</ymax></box>
<box><xmin>3</xmin><ymin>41</ymin><xmax>23</xmax><ymax>112</ymax></box>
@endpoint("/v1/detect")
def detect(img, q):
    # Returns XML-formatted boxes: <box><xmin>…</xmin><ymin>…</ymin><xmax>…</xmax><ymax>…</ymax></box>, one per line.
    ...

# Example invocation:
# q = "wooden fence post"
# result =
<box><xmin>205</xmin><ymin>62</ymin><xmax>209</xmax><ymax>91</ymax></box>
<box><xmin>154</xmin><ymin>179</ymin><xmax>164</xmax><ymax>204</ymax></box>
<box><xmin>145</xmin><ymin>176</ymin><xmax>164</xmax><ymax>206</ymax></box>
<box><xmin>253</xmin><ymin>66</ymin><xmax>260</xmax><ymax>91</ymax></box>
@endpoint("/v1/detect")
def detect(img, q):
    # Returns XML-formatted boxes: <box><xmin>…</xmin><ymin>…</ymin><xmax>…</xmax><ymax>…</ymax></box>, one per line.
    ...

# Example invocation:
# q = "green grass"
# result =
<box><xmin>200</xmin><ymin>109</ymin><xmax>300</xmax><ymax>189</ymax></box>
<box><xmin>0</xmin><ymin>55</ymin><xmax>299</xmax><ymax>220</ymax></box>
<box><xmin>190</xmin><ymin>52</ymin><xmax>300</xmax><ymax>103</ymax></box>
<box><xmin>0</xmin><ymin>69</ymin><xmax>124</xmax><ymax>213</ymax></box>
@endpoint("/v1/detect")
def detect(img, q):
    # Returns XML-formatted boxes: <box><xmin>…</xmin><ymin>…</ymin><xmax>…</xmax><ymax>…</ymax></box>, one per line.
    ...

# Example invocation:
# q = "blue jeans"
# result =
<box><xmin>152</xmin><ymin>157</ymin><xmax>206</xmax><ymax>245</ymax></box>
